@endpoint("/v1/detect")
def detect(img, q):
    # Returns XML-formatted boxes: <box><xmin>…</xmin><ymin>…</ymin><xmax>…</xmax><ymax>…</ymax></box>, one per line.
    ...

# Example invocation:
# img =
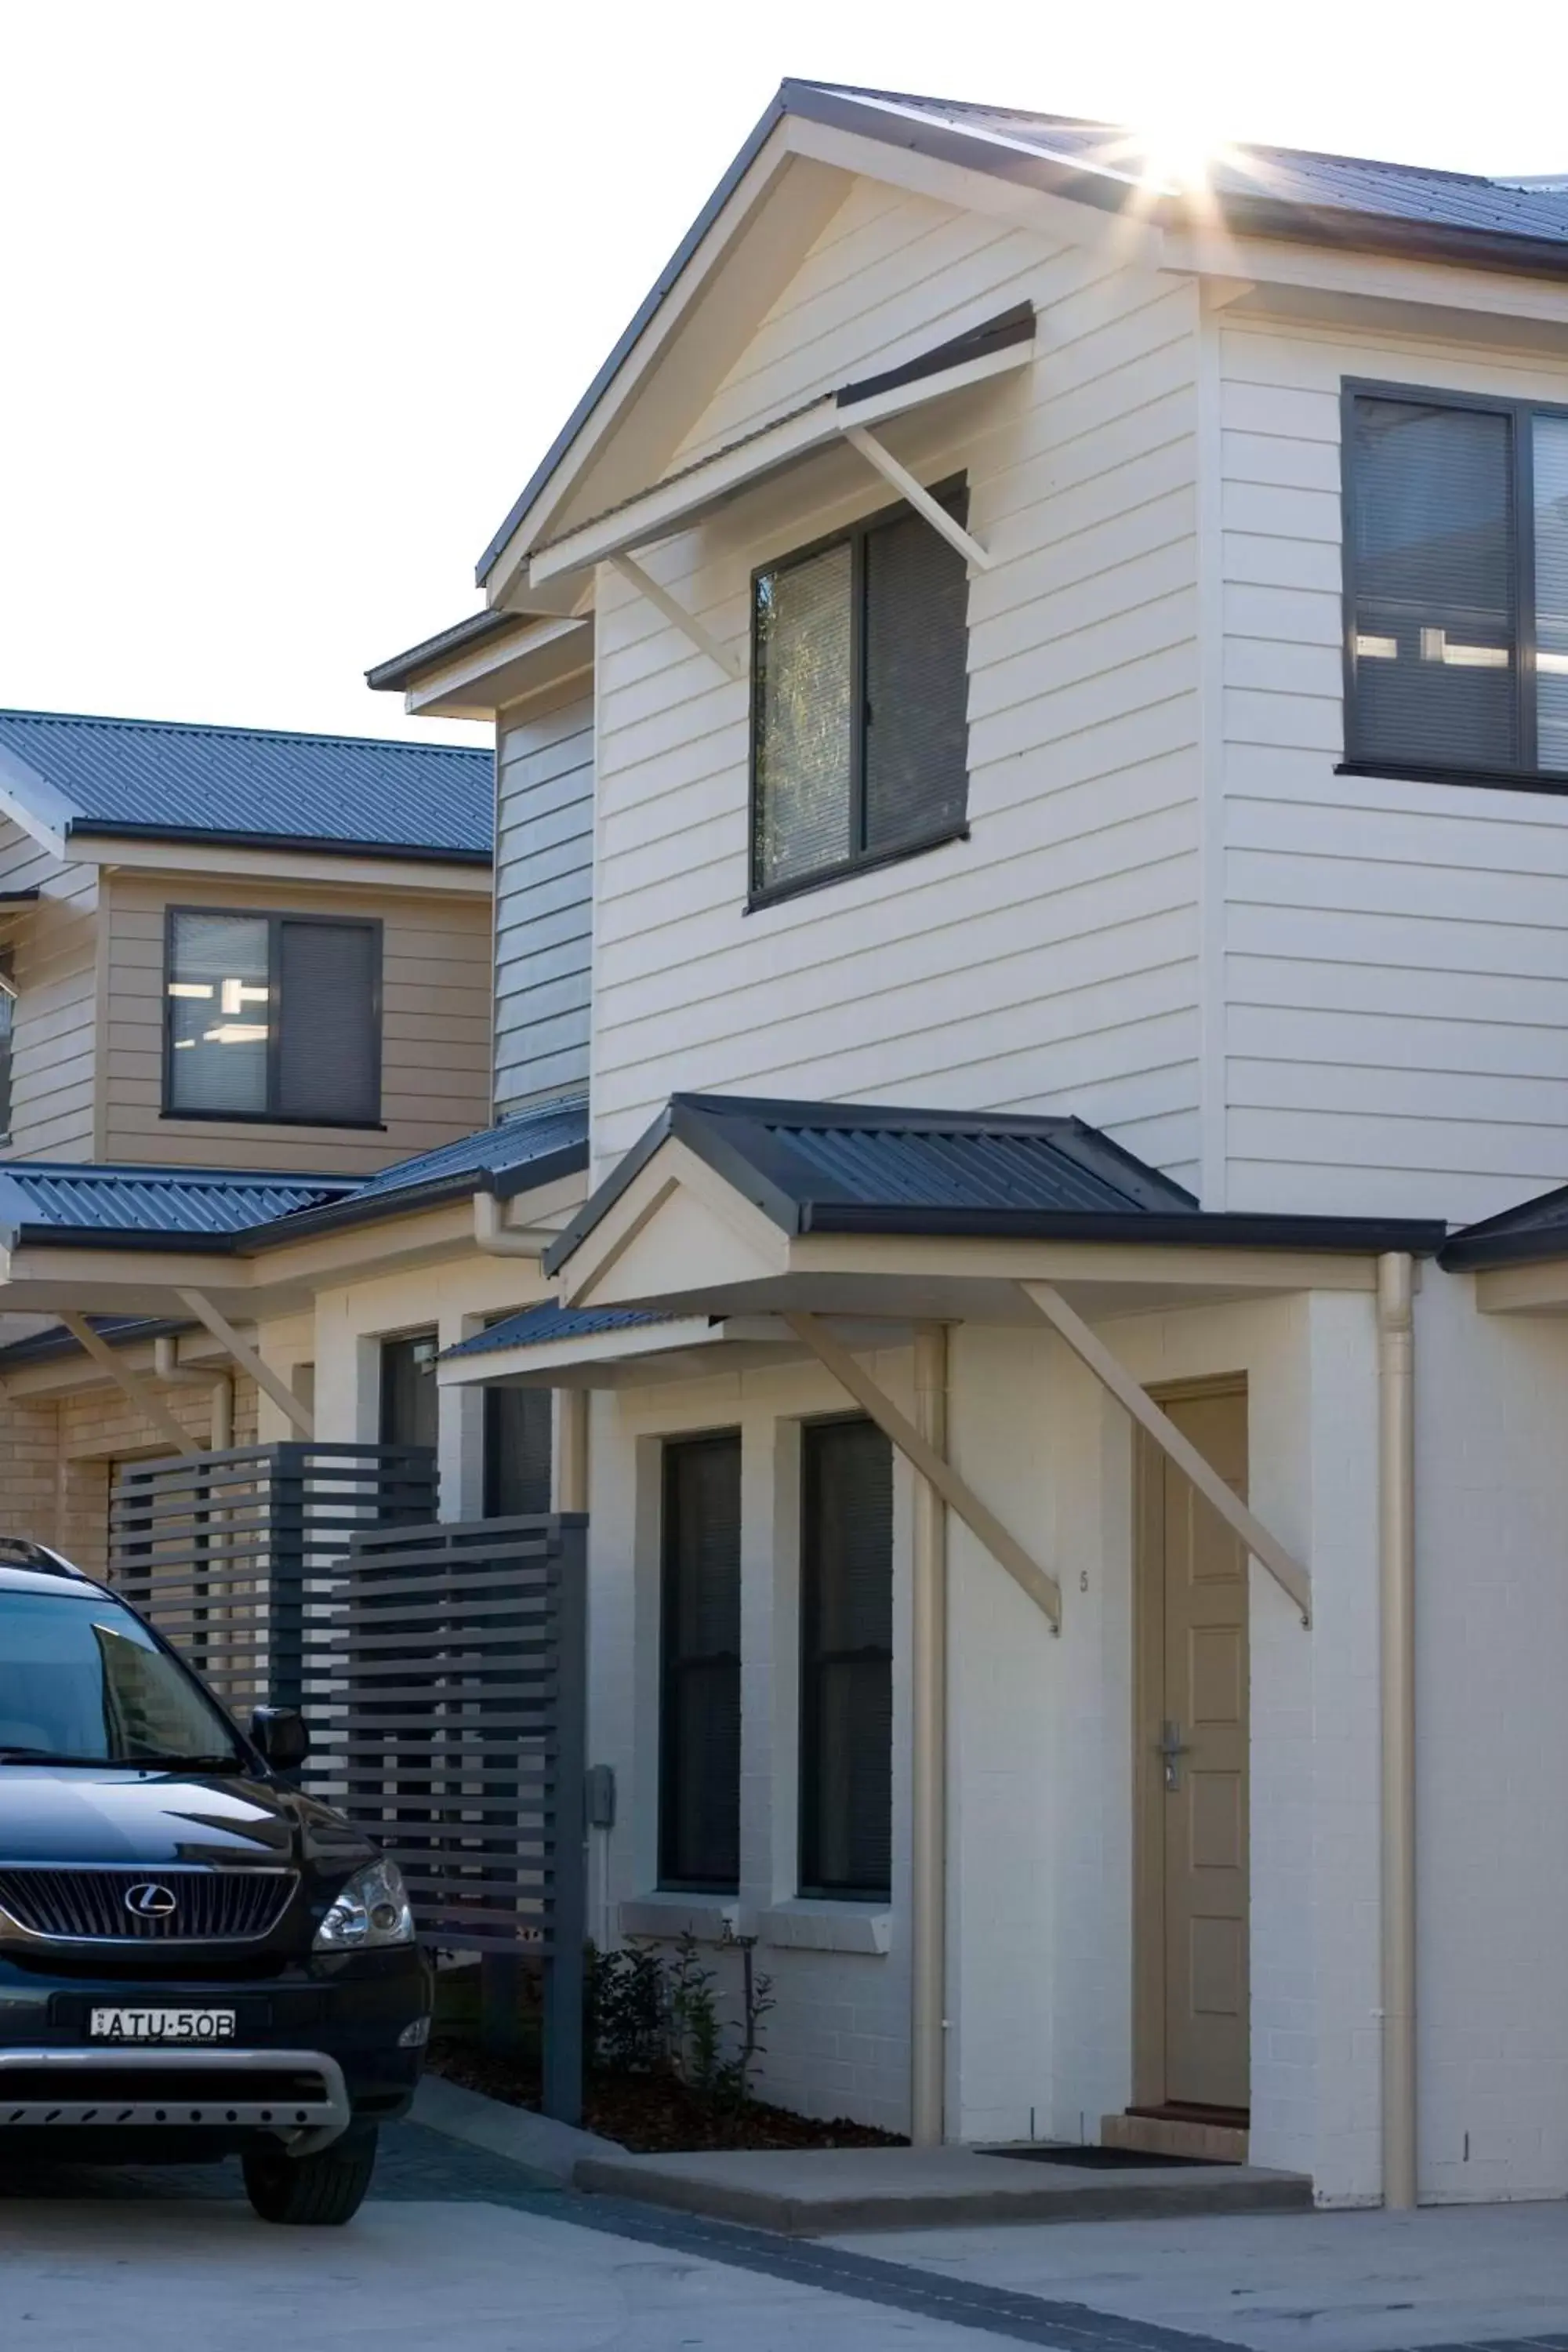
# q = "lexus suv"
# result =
<box><xmin>0</xmin><ymin>1542</ymin><xmax>430</xmax><ymax>2224</ymax></box>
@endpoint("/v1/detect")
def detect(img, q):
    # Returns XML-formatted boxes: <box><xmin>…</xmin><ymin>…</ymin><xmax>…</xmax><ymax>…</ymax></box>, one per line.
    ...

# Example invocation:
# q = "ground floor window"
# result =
<box><xmin>483</xmin><ymin>1385</ymin><xmax>553</xmax><ymax>1517</ymax></box>
<box><xmin>379</xmin><ymin>1331</ymin><xmax>438</xmax><ymax>1453</ymax></box>
<box><xmin>799</xmin><ymin>1414</ymin><xmax>894</xmax><ymax>1900</ymax></box>
<box><xmin>659</xmin><ymin>1430</ymin><xmax>742</xmax><ymax>1891</ymax></box>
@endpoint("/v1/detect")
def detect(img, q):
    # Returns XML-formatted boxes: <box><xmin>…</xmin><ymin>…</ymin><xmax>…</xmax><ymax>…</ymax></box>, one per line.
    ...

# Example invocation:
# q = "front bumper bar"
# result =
<box><xmin>0</xmin><ymin>2046</ymin><xmax>352</xmax><ymax>2151</ymax></box>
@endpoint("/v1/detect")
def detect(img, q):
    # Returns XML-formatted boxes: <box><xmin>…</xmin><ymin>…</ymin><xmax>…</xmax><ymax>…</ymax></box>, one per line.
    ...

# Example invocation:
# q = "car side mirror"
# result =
<box><xmin>251</xmin><ymin>1706</ymin><xmax>310</xmax><ymax>1773</ymax></box>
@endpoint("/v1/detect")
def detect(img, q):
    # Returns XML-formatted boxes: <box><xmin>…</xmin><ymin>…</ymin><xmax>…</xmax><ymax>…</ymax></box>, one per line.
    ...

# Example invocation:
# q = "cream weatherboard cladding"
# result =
<box><xmin>587</xmin><ymin>173</ymin><xmax>1204</xmax><ymax>1185</ymax></box>
<box><xmin>1217</xmin><ymin>311</ymin><xmax>1568</xmax><ymax>1224</ymax></box>
<box><xmin>0</xmin><ymin>820</ymin><xmax>99</xmax><ymax>1161</ymax></box>
<box><xmin>495</xmin><ymin>689</ymin><xmax>593</xmax><ymax>1114</ymax></box>
<box><xmin>100</xmin><ymin>871</ymin><xmax>492</xmax><ymax>1174</ymax></box>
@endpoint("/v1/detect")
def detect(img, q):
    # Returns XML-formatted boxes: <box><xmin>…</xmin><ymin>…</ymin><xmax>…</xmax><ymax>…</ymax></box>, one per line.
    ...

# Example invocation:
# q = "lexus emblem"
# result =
<box><xmin>124</xmin><ymin>1882</ymin><xmax>177</xmax><ymax>1920</ymax></box>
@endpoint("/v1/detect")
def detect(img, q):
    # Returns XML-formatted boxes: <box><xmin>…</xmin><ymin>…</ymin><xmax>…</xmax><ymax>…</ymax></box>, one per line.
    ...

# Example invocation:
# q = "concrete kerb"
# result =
<box><xmin>412</xmin><ymin>2074</ymin><xmax>624</xmax><ymax>2186</ymax></box>
<box><xmin>570</xmin><ymin>2147</ymin><xmax>1314</xmax><ymax>2238</ymax></box>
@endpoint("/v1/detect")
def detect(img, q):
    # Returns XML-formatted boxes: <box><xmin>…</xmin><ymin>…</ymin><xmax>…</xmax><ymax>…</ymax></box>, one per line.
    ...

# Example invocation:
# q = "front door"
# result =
<box><xmin>1135</xmin><ymin>1383</ymin><xmax>1250</xmax><ymax>2114</ymax></box>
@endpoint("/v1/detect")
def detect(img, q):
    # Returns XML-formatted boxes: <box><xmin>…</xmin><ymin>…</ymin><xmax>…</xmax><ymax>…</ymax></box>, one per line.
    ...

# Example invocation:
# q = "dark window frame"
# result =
<box><xmin>746</xmin><ymin>477</ymin><xmax>971</xmax><ymax>911</ymax></box>
<box><xmin>162</xmin><ymin>905</ymin><xmax>385</xmax><ymax>1129</ymax></box>
<box><xmin>378</xmin><ymin>1327</ymin><xmax>440</xmax><ymax>1454</ymax></box>
<box><xmin>1339</xmin><ymin>376</ymin><xmax>1568</xmax><ymax>794</ymax></box>
<box><xmin>659</xmin><ymin>1428</ymin><xmax>742</xmax><ymax>1896</ymax></box>
<box><xmin>797</xmin><ymin>1411</ymin><xmax>894</xmax><ymax>1904</ymax></box>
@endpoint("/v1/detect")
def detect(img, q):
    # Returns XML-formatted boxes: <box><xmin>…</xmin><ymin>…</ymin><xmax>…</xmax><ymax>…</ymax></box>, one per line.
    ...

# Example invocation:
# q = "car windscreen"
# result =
<box><xmin>0</xmin><ymin>1591</ymin><xmax>245</xmax><ymax>1769</ymax></box>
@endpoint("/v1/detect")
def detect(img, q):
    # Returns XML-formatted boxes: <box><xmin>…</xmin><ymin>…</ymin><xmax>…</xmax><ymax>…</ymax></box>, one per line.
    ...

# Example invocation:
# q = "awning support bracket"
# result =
<box><xmin>1020</xmin><ymin>1281</ymin><xmax>1312</xmax><ymax>1627</ymax></box>
<box><xmin>59</xmin><ymin>1313</ymin><xmax>203</xmax><ymax>1459</ymax></box>
<box><xmin>609</xmin><ymin>553</ymin><xmax>746</xmax><ymax>683</ymax></box>
<box><xmin>176</xmin><ymin>1289</ymin><xmax>314</xmax><ymax>1439</ymax></box>
<box><xmin>840</xmin><ymin>425</ymin><xmax>995</xmax><ymax>572</ymax></box>
<box><xmin>784</xmin><ymin>1312</ymin><xmax>1061</xmax><ymax>1628</ymax></box>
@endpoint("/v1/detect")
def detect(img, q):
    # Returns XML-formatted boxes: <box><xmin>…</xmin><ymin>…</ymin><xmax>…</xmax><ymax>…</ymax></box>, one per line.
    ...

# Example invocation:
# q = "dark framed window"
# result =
<box><xmin>1342</xmin><ymin>382</ymin><xmax>1568</xmax><ymax>788</ymax></box>
<box><xmin>799</xmin><ymin>1414</ymin><xmax>893</xmax><ymax>1900</ymax></box>
<box><xmin>164</xmin><ymin>908</ymin><xmax>381</xmax><ymax>1126</ymax></box>
<box><xmin>750</xmin><ymin>481</ymin><xmax>971</xmax><ymax>904</ymax></box>
<box><xmin>483</xmin><ymin>1385</ymin><xmax>553</xmax><ymax>1518</ymax></box>
<box><xmin>659</xmin><ymin>1431</ymin><xmax>742</xmax><ymax>1892</ymax></box>
<box><xmin>379</xmin><ymin>1330</ymin><xmax>439</xmax><ymax>1454</ymax></box>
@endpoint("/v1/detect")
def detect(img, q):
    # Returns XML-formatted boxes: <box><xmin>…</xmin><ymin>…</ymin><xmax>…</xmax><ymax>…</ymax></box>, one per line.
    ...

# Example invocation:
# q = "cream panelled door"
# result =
<box><xmin>1139</xmin><ymin>1385</ymin><xmax>1250</xmax><ymax>2114</ymax></box>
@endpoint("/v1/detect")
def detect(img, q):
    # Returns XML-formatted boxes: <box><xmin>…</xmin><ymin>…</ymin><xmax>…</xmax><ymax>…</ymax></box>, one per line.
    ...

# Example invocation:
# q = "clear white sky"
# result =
<box><xmin>2</xmin><ymin>0</ymin><xmax>1563</xmax><ymax>749</ymax></box>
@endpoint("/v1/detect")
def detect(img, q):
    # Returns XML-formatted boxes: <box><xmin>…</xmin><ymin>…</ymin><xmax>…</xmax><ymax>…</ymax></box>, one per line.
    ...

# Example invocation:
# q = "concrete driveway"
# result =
<box><xmin>5</xmin><ymin>2124</ymin><xmax>1568</xmax><ymax>2352</ymax></box>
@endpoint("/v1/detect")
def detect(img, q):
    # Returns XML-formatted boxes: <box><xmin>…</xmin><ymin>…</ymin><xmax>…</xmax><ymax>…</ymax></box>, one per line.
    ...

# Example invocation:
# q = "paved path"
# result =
<box><xmin>4</xmin><ymin>2125</ymin><xmax>1568</xmax><ymax>2352</ymax></box>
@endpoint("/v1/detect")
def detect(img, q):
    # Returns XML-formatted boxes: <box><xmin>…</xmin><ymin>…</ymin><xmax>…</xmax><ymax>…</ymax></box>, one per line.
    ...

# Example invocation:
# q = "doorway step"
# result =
<box><xmin>1102</xmin><ymin>2105</ymin><xmax>1249</xmax><ymax>2164</ymax></box>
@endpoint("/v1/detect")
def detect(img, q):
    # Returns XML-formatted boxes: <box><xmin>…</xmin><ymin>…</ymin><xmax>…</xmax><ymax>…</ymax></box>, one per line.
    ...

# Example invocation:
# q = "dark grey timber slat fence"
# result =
<box><xmin>108</xmin><ymin>1451</ymin><xmax>588</xmax><ymax>2125</ymax></box>
<box><xmin>339</xmin><ymin>1512</ymin><xmax>587</xmax><ymax>2122</ymax></box>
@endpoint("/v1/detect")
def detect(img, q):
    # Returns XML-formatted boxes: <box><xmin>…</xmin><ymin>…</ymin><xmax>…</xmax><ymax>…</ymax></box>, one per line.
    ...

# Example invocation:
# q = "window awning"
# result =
<box><xmin>525</xmin><ymin>304</ymin><xmax>1036</xmax><ymax>591</ymax></box>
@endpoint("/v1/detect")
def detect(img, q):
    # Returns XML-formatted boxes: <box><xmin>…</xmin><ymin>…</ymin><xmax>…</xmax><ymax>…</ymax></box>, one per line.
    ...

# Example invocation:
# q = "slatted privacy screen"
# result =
<box><xmin>109</xmin><ymin>1443</ymin><xmax>437</xmax><ymax>1744</ymax></box>
<box><xmin>336</xmin><ymin>1513</ymin><xmax>587</xmax><ymax>1964</ymax></box>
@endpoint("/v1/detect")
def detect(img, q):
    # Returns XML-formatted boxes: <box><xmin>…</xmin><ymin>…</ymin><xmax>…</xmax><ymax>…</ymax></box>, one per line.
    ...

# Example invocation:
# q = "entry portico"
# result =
<box><xmin>441</xmin><ymin>1091</ymin><xmax>1442</xmax><ymax>2194</ymax></box>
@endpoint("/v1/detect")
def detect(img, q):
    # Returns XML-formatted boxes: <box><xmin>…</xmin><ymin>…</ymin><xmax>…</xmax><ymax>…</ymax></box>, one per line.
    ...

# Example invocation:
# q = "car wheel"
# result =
<box><xmin>242</xmin><ymin>2126</ymin><xmax>379</xmax><ymax>2225</ymax></box>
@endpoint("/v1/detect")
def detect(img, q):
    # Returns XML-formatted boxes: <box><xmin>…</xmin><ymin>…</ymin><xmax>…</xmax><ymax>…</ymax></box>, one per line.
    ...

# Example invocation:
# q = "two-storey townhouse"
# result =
<box><xmin>362</xmin><ymin>86</ymin><xmax>1568</xmax><ymax>2212</ymax></box>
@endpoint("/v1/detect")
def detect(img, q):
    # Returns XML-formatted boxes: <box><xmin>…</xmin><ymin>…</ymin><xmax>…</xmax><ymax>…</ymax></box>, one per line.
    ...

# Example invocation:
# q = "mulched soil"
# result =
<box><xmin>426</xmin><ymin>2036</ymin><xmax>906</xmax><ymax>2154</ymax></box>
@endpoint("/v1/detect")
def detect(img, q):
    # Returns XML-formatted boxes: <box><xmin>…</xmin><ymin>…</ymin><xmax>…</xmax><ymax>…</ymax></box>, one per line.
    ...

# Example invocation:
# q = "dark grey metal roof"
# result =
<box><xmin>544</xmin><ymin>1093</ymin><xmax>1448</xmax><ymax>1275</ymax></box>
<box><xmin>0</xmin><ymin>1163</ymin><xmax>354</xmax><ymax>1250</ymax></box>
<box><xmin>442</xmin><ymin>1303</ymin><xmax>673</xmax><ymax>1363</ymax></box>
<box><xmin>0</xmin><ymin>1100</ymin><xmax>588</xmax><ymax>1258</ymax></box>
<box><xmin>239</xmin><ymin>1098</ymin><xmax>591</xmax><ymax>1244</ymax></box>
<box><xmin>0</xmin><ymin>710</ymin><xmax>493</xmax><ymax>862</ymax></box>
<box><xmin>1440</xmin><ymin>1184</ymin><xmax>1568</xmax><ymax>1269</ymax></box>
<box><xmin>478</xmin><ymin>79</ymin><xmax>1568</xmax><ymax>586</ymax></box>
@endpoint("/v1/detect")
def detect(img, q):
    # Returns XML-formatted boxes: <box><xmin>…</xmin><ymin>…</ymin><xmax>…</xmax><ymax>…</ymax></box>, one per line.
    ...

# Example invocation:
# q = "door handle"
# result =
<box><xmin>1156</xmin><ymin>1719</ymin><xmax>1190</xmax><ymax>1793</ymax></box>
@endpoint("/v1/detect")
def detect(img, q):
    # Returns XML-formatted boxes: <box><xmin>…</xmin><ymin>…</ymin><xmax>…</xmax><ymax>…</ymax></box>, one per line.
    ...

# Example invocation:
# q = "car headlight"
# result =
<box><xmin>314</xmin><ymin>1857</ymin><xmax>416</xmax><ymax>1951</ymax></box>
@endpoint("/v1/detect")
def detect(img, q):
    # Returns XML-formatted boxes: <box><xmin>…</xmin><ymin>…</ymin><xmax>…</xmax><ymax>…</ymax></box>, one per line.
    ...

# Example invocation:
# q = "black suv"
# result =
<box><xmin>0</xmin><ymin>1543</ymin><xmax>430</xmax><ymax>2223</ymax></box>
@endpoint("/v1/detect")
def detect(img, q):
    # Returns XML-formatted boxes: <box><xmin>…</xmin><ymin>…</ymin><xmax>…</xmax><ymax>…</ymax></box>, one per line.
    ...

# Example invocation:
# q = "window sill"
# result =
<box><xmin>746</xmin><ymin>824</ymin><xmax>968</xmax><ymax>914</ymax></box>
<box><xmin>619</xmin><ymin>1893</ymin><xmax>751</xmax><ymax>1944</ymax></box>
<box><xmin>158</xmin><ymin>1110</ymin><xmax>387</xmax><ymax>1132</ymax></box>
<box><xmin>758</xmin><ymin>1900</ymin><xmax>891</xmax><ymax>1956</ymax></box>
<box><xmin>1336</xmin><ymin>759</ymin><xmax>1568</xmax><ymax>797</ymax></box>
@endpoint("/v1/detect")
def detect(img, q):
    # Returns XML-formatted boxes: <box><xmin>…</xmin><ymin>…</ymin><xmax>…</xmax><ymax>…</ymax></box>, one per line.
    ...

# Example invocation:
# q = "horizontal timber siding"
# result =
<box><xmin>495</xmin><ymin>688</ymin><xmax>593</xmax><ymax>1113</ymax></box>
<box><xmin>591</xmin><ymin>176</ymin><xmax>1203</xmax><ymax>1184</ymax></box>
<box><xmin>0</xmin><ymin>822</ymin><xmax>99</xmax><ymax>1160</ymax></box>
<box><xmin>1219</xmin><ymin>312</ymin><xmax>1568</xmax><ymax>1222</ymax></box>
<box><xmin>102</xmin><ymin>871</ymin><xmax>492</xmax><ymax>1174</ymax></box>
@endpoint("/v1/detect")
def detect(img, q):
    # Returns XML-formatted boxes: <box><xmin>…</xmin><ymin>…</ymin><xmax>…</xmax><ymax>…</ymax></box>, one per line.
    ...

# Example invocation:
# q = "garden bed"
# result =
<box><xmin>426</xmin><ymin>2037</ymin><xmax>905</xmax><ymax>2154</ymax></box>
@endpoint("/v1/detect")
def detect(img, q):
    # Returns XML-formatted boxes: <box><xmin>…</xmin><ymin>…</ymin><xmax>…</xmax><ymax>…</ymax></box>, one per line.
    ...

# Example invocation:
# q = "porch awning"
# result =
<box><xmin>526</xmin><ymin>305</ymin><xmax>1036</xmax><ymax>589</ymax></box>
<box><xmin>543</xmin><ymin>1091</ymin><xmax>1446</xmax><ymax>1325</ymax></box>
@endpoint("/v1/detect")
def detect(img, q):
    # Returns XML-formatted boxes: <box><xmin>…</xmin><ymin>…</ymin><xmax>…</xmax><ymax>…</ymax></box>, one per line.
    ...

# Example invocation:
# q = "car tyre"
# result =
<box><xmin>242</xmin><ymin>2125</ymin><xmax>379</xmax><ymax>2225</ymax></box>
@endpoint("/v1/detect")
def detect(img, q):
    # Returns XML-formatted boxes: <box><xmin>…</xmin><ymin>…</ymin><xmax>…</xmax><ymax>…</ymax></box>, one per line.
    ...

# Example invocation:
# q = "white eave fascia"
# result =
<box><xmin>67</xmin><ymin>833</ymin><xmax>492</xmax><ymax>895</ymax></box>
<box><xmin>527</xmin><ymin>327</ymin><xmax>1034</xmax><ymax>589</ymax></box>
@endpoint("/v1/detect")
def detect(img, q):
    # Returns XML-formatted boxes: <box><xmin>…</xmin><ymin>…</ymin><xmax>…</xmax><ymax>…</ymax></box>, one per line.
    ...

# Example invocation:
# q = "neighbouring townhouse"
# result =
<box><xmin>0</xmin><ymin>708</ymin><xmax>578</xmax><ymax>1566</ymax></box>
<box><xmin>12</xmin><ymin>81</ymin><xmax>1568</xmax><ymax>2215</ymax></box>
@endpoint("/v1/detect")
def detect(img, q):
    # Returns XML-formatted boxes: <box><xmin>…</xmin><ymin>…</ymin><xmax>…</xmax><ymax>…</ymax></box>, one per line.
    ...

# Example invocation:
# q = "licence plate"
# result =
<box><xmin>89</xmin><ymin>2008</ymin><xmax>238</xmax><ymax>2044</ymax></box>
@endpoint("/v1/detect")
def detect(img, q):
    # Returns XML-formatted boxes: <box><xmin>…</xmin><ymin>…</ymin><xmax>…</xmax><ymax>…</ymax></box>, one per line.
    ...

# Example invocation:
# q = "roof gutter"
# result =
<box><xmin>65</xmin><ymin>821</ymin><xmax>492</xmax><ymax>868</ymax></box>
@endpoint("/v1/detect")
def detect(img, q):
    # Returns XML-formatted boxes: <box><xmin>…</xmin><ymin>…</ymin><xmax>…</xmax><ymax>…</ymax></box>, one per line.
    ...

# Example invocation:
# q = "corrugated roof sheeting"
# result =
<box><xmin>828</xmin><ymin>88</ymin><xmax>1568</xmax><ymax>244</ymax></box>
<box><xmin>758</xmin><ymin>1116</ymin><xmax>1196</xmax><ymax>1217</ymax></box>
<box><xmin>442</xmin><ymin>1304</ymin><xmax>673</xmax><ymax>1361</ymax></box>
<box><xmin>0</xmin><ymin>710</ymin><xmax>493</xmax><ymax>858</ymax></box>
<box><xmin>354</xmin><ymin>1099</ymin><xmax>589</xmax><ymax>1200</ymax></box>
<box><xmin>0</xmin><ymin>1163</ymin><xmax>350</xmax><ymax>1240</ymax></box>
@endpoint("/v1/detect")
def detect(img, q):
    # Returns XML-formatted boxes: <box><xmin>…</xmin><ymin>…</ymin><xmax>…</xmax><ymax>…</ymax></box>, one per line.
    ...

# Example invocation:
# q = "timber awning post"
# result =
<box><xmin>782</xmin><ymin>1312</ymin><xmax>1061</xmax><ymax>1628</ymax></box>
<box><xmin>1019</xmin><ymin>1281</ymin><xmax>1312</xmax><ymax>1626</ymax></box>
<box><xmin>59</xmin><ymin>1313</ymin><xmax>203</xmax><ymax>1457</ymax></box>
<box><xmin>176</xmin><ymin>1289</ymin><xmax>315</xmax><ymax>1439</ymax></box>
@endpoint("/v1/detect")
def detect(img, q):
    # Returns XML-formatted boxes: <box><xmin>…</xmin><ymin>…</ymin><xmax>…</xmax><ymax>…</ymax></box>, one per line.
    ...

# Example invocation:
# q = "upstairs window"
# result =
<box><xmin>165</xmin><ymin>909</ymin><xmax>380</xmax><ymax>1126</ymax></box>
<box><xmin>750</xmin><ymin>483</ymin><xmax>971</xmax><ymax>902</ymax></box>
<box><xmin>1345</xmin><ymin>385</ymin><xmax>1568</xmax><ymax>783</ymax></box>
